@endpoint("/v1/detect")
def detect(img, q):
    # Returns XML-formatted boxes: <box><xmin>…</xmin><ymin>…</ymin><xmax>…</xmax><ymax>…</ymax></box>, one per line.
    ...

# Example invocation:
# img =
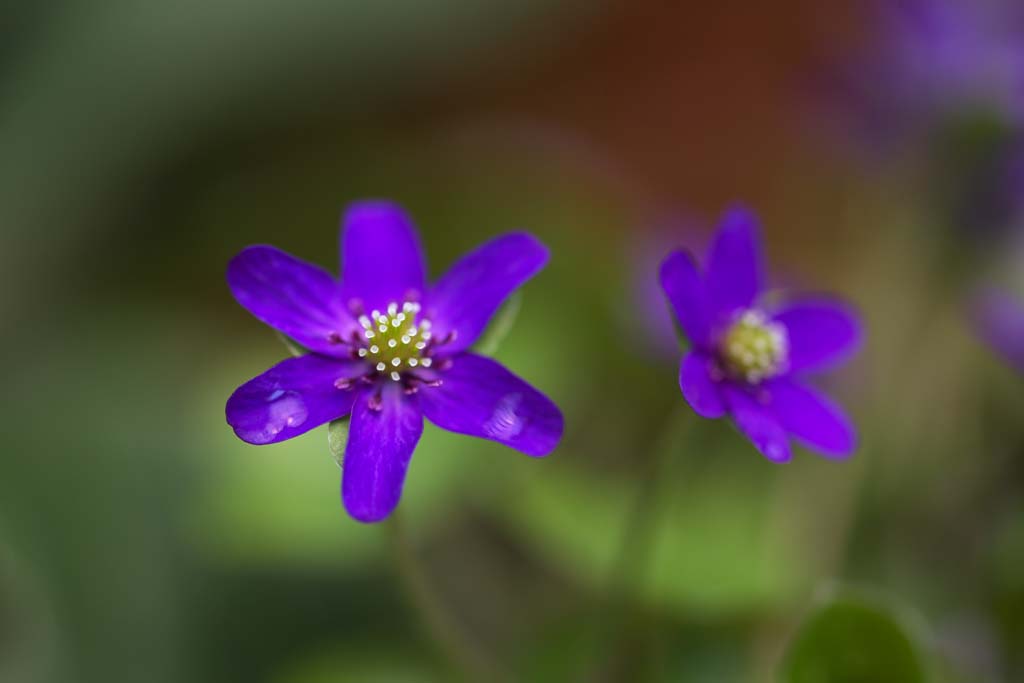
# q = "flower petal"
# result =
<box><xmin>972</xmin><ymin>289</ymin><xmax>1024</xmax><ymax>373</ymax></box>
<box><xmin>227</xmin><ymin>245</ymin><xmax>354</xmax><ymax>356</ymax></box>
<box><xmin>773</xmin><ymin>298</ymin><xmax>862</xmax><ymax>373</ymax></box>
<box><xmin>340</xmin><ymin>201</ymin><xmax>426</xmax><ymax>312</ymax></box>
<box><xmin>722</xmin><ymin>384</ymin><xmax>792</xmax><ymax>463</ymax></box>
<box><xmin>659</xmin><ymin>250</ymin><xmax>710</xmax><ymax>347</ymax></box>
<box><xmin>766</xmin><ymin>379</ymin><xmax>856</xmax><ymax>458</ymax></box>
<box><xmin>418</xmin><ymin>353</ymin><xmax>563</xmax><ymax>456</ymax></box>
<box><xmin>704</xmin><ymin>207</ymin><xmax>763</xmax><ymax>320</ymax></box>
<box><xmin>342</xmin><ymin>383</ymin><xmax>424</xmax><ymax>523</ymax></box>
<box><xmin>679</xmin><ymin>351</ymin><xmax>726</xmax><ymax>418</ymax></box>
<box><xmin>426</xmin><ymin>233</ymin><xmax>548</xmax><ymax>354</ymax></box>
<box><xmin>226</xmin><ymin>355</ymin><xmax>365</xmax><ymax>445</ymax></box>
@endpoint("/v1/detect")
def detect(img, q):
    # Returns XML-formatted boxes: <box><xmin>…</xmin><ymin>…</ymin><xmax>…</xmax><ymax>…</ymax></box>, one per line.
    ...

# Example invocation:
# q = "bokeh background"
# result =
<box><xmin>2</xmin><ymin>1</ymin><xmax>1024</xmax><ymax>681</ymax></box>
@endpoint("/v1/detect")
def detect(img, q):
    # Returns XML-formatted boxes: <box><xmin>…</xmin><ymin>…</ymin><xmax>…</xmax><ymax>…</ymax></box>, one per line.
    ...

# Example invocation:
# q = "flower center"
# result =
<box><xmin>719</xmin><ymin>309</ymin><xmax>789</xmax><ymax>384</ymax></box>
<box><xmin>357</xmin><ymin>301</ymin><xmax>434</xmax><ymax>381</ymax></box>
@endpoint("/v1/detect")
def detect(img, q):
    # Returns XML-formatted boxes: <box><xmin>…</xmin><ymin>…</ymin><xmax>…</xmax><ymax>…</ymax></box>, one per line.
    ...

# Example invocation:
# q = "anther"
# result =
<box><xmin>388</xmin><ymin>339</ymin><xmax>398</xmax><ymax>348</ymax></box>
<box><xmin>376</xmin><ymin>362</ymin><xmax>386</xmax><ymax>372</ymax></box>
<box><xmin>367</xmin><ymin>392</ymin><xmax>383</xmax><ymax>411</ymax></box>
<box><xmin>357</xmin><ymin>348</ymin><xmax>368</xmax><ymax>357</ymax></box>
<box><xmin>390</xmin><ymin>371</ymin><xmax>401</xmax><ymax>381</ymax></box>
<box><xmin>334</xmin><ymin>377</ymin><xmax>353</xmax><ymax>390</ymax></box>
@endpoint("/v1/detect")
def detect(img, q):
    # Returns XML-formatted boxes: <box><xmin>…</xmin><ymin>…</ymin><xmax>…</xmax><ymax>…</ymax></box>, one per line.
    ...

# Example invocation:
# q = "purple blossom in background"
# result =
<box><xmin>972</xmin><ymin>289</ymin><xmax>1024</xmax><ymax>372</ymax></box>
<box><xmin>835</xmin><ymin>0</ymin><xmax>1024</xmax><ymax>145</ymax></box>
<box><xmin>659</xmin><ymin>208</ymin><xmax>862</xmax><ymax>462</ymax></box>
<box><xmin>225</xmin><ymin>201</ymin><xmax>563</xmax><ymax>523</ymax></box>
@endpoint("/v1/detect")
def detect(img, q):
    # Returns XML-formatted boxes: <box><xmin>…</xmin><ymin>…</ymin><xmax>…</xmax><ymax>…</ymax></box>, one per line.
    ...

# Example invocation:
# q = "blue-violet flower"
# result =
<box><xmin>659</xmin><ymin>207</ymin><xmax>862</xmax><ymax>462</ymax></box>
<box><xmin>226</xmin><ymin>201</ymin><xmax>564</xmax><ymax>522</ymax></box>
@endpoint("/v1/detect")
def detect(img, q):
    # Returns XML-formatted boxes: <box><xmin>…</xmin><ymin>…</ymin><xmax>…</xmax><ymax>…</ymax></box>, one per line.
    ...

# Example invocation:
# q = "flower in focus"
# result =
<box><xmin>225</xmin><ymin>201</ymin><xmax>563</xmax><ymax>522</ymax></box>
<box><xmin>659</xmin><ymin>207</ymin><xmax>862</xmax><ymax>462</ymax></box>
<box><xmin>972</xmin><ymin>289</ymin><xmax>1024</xmax><ymax>373</ymax></box>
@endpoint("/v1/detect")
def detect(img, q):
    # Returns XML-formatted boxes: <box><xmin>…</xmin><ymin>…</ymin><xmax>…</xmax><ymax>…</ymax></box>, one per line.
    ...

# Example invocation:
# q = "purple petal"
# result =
<box><xmin>226</xmin><ymin>355</ymin><xmax>366</xmax><ymax>445</ymax></box>
<box><xmin>340</xmin><ymin>201</ymin><xmax>426</xmax><ymax>312</ymax></box>
<box><xmin>722</xmin><ymin>384</ymin><xmax>792</xmax><ymax>463</ymax></box>
<box><xmin>972</xmin><ymin>289</ymin><xmax>1024</xmax><ymax>373</ymax></box>
<box><xmin>773</xmin><ymin>298</ymin><xmax>862</xmax><ymax>373</ymax></box>
<box><xmin>342</xmin><ymin>383</ymin><xmax>424</xmax><ymax>523</ymax></box>
<box><xmin>659</xmin><ymin>250</ymin><xmax>710</xmax><ymax>348</ymax></box>
<box><xmin>227</xmin><ymin>246</ymin><xmax>355</xmax><ymax>356</ymax></box>
<box><xmin>766</xmin><ymin>379</ymin><xmax>856</xmax><ymax>458</ymax></box>
<box><xmin>418</xmin><ymin>353</ymin><xmax>563</xmax><ymax>456</ymax></box>
<box><xmin>426</xmin><ymin>233</ymin><xmax>548</xmax><ymax>354</ymax></box>
<box><xmin>704</xmin><ymin>207</ymin><xmax>763</xmax><ymax>320</ymax></box>
<box><xmin>679</xmin><ymin>351</ymin><xmax>726</xmax><ymax>418</ymax></box>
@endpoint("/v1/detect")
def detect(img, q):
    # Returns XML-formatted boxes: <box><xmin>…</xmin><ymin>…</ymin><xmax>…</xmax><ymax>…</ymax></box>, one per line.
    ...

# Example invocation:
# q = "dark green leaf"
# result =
<box><xmin>780</xmin><ymin>589</ymin><xmax>930</xmax><ymax>683</ymax></box>
<box><xmin>473</xmin><ymin>291</ymin><xmax>521</xmax><ymax>356</ymax></box>
<box><xmin>328</xmin><ymin>418</ymin><xmax>350</xmax><ymax>467</ymax></box>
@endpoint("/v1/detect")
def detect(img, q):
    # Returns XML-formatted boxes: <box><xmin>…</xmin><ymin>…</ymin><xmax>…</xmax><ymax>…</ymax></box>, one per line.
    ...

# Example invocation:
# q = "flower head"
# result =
<box><xmin>226</xmin><ymin>201</ymin><xmax>564</xmax><ymax>522</ymax></box>
<box><xmin>659</xmin><ymin>208</ymin><xmax>862</xmax><ymax>462</ymax></box>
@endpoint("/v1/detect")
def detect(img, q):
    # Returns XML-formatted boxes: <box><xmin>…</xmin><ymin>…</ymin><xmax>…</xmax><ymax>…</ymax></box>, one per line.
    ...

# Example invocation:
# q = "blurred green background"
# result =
<box><xmin>2</xmin><ymin>1</ymin><xmax>1023</xmax><ymax>681</ymax></box>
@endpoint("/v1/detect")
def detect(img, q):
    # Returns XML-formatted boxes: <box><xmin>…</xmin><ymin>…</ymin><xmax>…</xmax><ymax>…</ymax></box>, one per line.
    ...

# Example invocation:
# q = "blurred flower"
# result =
<box><xmin>972</xmin><ymin>288</ymin><xmax>1024</xmax><ymax>372</ymax></box>
<box><xmin>225</xmin><ymin>201</ymin><xmax>563</xmax><ymax>522</ymax></box>
<box><xmin>832</xmin><ymin>0</ymin><xmax>1024</xmax><ymax>147</ymax></box>
<box><xmin>659</xmin><ymin>207</ymin><xmax>862</xmax><ymax>462</ymax></box>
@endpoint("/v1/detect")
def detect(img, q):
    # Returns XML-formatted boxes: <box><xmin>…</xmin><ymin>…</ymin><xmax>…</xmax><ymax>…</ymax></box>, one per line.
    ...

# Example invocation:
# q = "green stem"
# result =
<box><xmin>599</xmin><ymin>404</ymin><xmax>690</xmax><ymax>681</ymax></box>
<box><xmin>386</xmin><ymin>511</ymin><xmax>505</xmax><ymax>682</ymax></box>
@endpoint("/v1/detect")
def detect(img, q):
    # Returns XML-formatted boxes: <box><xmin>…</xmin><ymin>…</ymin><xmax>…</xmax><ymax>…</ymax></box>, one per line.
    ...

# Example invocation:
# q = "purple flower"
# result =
<box><xmin>658</xmin><ymin>208</ymin><xmax>862</xmax><ymax>462</ymax></box>
<box><xmin>225</xmin><ymin>201</ymin><xmax>564</xmax><ymax>523</ymax></box>
<box><xmin>972</xmin><ymin>289</ymin><xmax>1024</xmax><ymax>373</ymax></box>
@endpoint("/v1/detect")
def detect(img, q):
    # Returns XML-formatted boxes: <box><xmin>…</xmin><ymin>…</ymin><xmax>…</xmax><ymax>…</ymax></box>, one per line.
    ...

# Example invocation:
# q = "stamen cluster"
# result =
<box><xmin>720</xmin><ymin>309</ymin><xmax>789</xmax><ymax>384</ymax></box>
<box><xmin>356</xmin><ymin>301</ymin><xmax>433</xmax><ymax>381</ymax></box>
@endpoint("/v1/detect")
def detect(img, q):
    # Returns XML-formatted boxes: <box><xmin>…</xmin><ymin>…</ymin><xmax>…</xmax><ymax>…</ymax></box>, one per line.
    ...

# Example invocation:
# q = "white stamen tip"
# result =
<box><xmin>357</xmin><ymin>348</ymin><xmax>368</xmax><ymax>357</ymax></box>
<box><xmin>408</xmin><ymin>358</ymin><xmax>418</xmax><ymax>367</ymax></box>
<box><xmin>369</xmin><ymin>345</ymin><xmax>379</xmax><ymax>354</ymax></box>
<box><xmin>376</xmin><ymin>362</ymin><xmax>386</xmax><ymax>372</ymax></box>
<box><xmin>391</xmin><ymin>358</ymin><xmax>401</xmax><ymax>367</ymax></box>
<box><xmin>388</xmin><ymin>339</ymin><xmax>398</xmax><ymax>348</ymax></box>
<box><xmin>390</xmin><ymin>371</ymin><xmax>401</xmax><ymax>381</ymax></box>
<box><xmin>401</xmin><ymin>336</ymin><xmax>411</xmax><ymax>344</ymax></box>
<box><xmin>387</xmin><ymin>302</ymin><xmax>398</xmax><ymax>316</ymax></box>
<box><xmin>421</xmin><ymin>358</ymin><xmax>433</xmax><ymax>368</ymax></box>
<box><xmin>415</xmin><ymin>341</ymin><xmax>427</xmax><ymax>350</ymax></box>
<box><xmin>365</xmin><ymin>330</ymin><xmax>375</xmax><ymax>339</ymax></box>
<box><xmin>358</xmin><ymin>315</ymin><xmax>371</xmax><ymax>328</ymax></box>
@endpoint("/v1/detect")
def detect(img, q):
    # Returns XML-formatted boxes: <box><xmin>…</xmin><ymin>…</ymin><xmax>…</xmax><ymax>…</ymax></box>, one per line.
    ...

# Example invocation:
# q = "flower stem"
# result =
<box><xmin>386</xmin><ymin>511</ymin><xmax>505</xmax><ymax>682</ymax></box>
<box><xmin>598</xmin><ymin>404</ymin><xmax>690</xmax><ymax>680</ymax></box>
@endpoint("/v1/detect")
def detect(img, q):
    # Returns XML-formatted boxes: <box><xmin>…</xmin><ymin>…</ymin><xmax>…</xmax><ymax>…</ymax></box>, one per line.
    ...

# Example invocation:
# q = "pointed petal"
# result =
<box><xmin>773</xmin><ymin>298</ymin><xmax>862</xmax><ymax>373</ymax></box>
<box><xmin>766</xmin><ymin>379</ymin><xmax>856</xmax><ymax>458</ymax></box>
<box><xmin>659</xmin><ymin>250</ymin><xmax>710</xmax><ymax>347</ymax></box>
<box><xmin>679</xmin><ymin>351</ymin><xmax>726</xmax><ymax>418</ymax></box>
<box><xmin>340</xmin><ymin>201</ymin><xmax>426</xmax><ymax>311</ymax></box>
<box><xmin>418</xmin><ymin>353</ymin><xmax>563</xmax><ymax>456</ymax></box>
<box><xmin>426</xmin><ymin>233</ymin><xmax>548</xmax><ymax>354</ymax></box>
<box><xmin>722</xmin><ymin>384</ymin><xmax>792</xmax><ymax>463</ymax></box>
<box><xmin>342</xmin><ymin>384</ymin><xmax>424</xmax><ymax>523</ymax></box>
<box><xmin>226</xmin><ymin>355</ymin><xmax>365</xmax><ymax>445</ymax></box>
<box><xmin>704</xmin><ymin>207</ymin><xmax>763</xmax><ymax>320</ymax></box>
<box><xmin>227</xmin><ymin>246</ymin><xmax>354</xmax><ymax>356</ymax></box>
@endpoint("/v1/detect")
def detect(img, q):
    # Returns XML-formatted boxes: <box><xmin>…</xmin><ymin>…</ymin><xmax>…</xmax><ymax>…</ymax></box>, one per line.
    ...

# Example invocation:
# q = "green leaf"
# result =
<box><xmin>472</xmin><ymin>291</ymin><xmax>521</xmax><ymax>356</ymax></box>
<box><xmin>327</xmin><ymin>417</ymin><xmax>350</xmax><ymax>467</ymax></box>
<box><xmin>780</xmin><ymin>589</ymin><xmax>930</xmax><ymax>683</ymax></box>
<box><xmin>275</xmin><ymin>331</ymin><xmax>308</xmax><ymax>357</ymax></box>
